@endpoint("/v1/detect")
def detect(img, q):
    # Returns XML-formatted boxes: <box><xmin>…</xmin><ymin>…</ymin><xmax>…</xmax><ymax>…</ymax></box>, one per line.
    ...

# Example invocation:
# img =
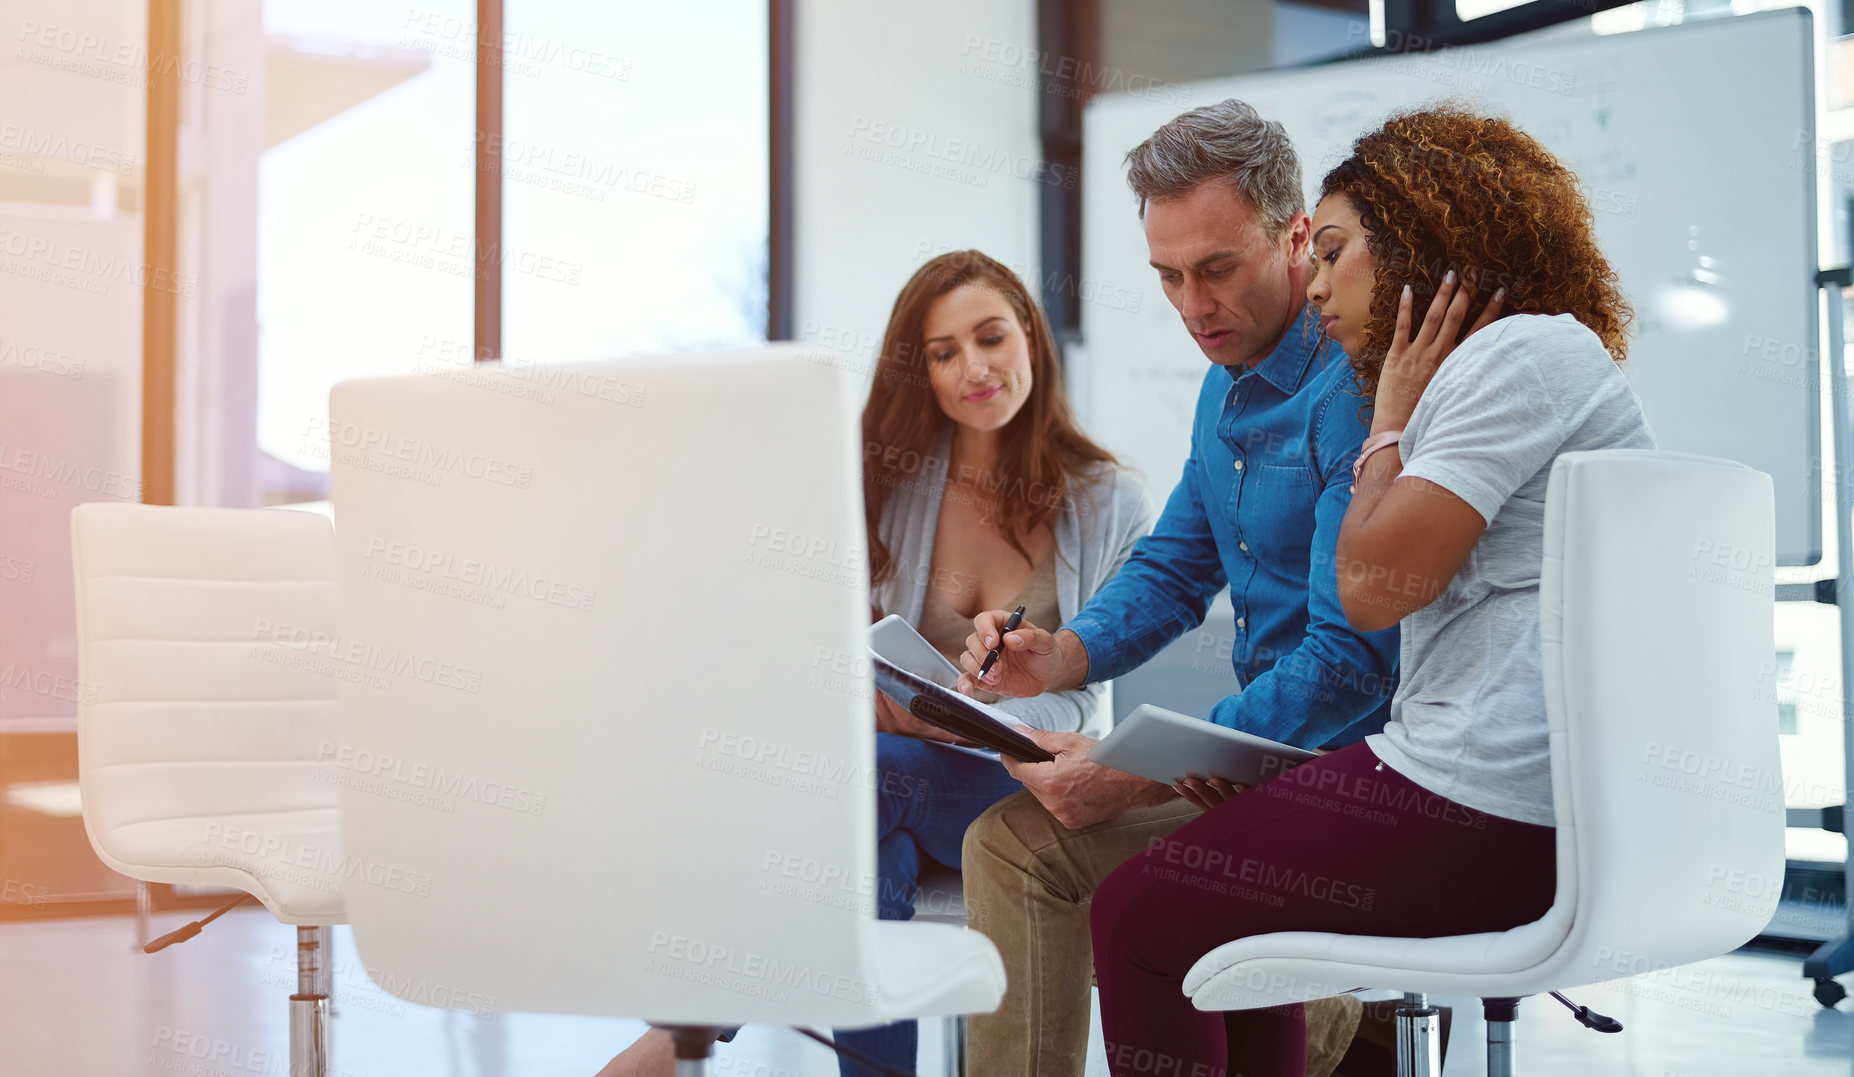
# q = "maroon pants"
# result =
<box><xmin>1089</xmin><ymin>742</ymin><xmax>1556</xmax><ymax>1076</ymax></box>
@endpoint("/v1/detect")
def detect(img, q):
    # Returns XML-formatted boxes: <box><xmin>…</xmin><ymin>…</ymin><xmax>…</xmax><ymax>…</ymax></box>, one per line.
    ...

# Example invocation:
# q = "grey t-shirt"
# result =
<box><xmin>1366</xmin><ymin>313</ymin><xmax>1653</xmax><ymax>826</ymax></box>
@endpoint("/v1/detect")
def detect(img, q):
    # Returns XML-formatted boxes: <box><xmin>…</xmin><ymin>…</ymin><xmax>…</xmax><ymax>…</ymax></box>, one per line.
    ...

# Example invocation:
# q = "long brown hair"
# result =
<box><xmin>863</xmin><ymin>250</ymin><xmax>1117</xmax><ymax>588</ymax></box>
<box><xmin>1319</xmin><ymin>105</ymin><xmax>1632</xmax><ymax>399</ymax></box>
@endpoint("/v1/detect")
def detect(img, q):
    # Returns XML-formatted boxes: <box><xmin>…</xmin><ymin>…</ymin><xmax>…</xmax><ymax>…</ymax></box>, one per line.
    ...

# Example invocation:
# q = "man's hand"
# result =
<box><xmin>955</xmin><ymin>614</ymin><xmax>1087</xmax><ymax>698</ymax></box>
<box><xmin>1173</xmin><ymin>776</ymin><xmax>1247</xmax><ymax>812</ymax></box>
<box><xmin>875</xmin><ymin>691</ymin><xmax>962</xmax><ymax>744</ymax></box>
<box><xmin>1002</xmin><ymin>727</ymin><xmax>1176</xmax><ymax>830</ymax></box>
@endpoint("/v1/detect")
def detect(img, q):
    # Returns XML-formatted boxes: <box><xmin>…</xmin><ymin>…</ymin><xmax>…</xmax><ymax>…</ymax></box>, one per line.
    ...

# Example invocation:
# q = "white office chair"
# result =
<box><xmin>71</xmin><ymin>502</ymin><xmax>347</xmax><ymax>1077</ymax></box>
<box><xmin>326</xmin><ymin>346</ymin><xmax>1006</xmax><ymax>1075</ymax></box>
<box><xmin>1183</xmin><ymin>450</ymin><xmax>1785</xmax><ymax>1076</ymax></box>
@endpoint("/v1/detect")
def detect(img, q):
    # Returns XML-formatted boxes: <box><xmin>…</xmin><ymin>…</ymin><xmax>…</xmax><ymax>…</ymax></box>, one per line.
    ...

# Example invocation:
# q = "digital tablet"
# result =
<box><xmin>1087</xmin><ymin>703</ymin><xmax>1316</xmax><ymax>786</ymax></box>
<box><xmin>870</xmin><ymin>614</ymin><xmax>964</xmax><ymax>689</ymax></box>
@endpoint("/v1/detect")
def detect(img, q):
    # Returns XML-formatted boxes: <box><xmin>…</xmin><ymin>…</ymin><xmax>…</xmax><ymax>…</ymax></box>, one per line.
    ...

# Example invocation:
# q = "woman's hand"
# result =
<box><xmin>875</xmin><ymin>691</ymin><xmax>962</xmax><ymax>744</ymax></box>
<box><xmin>1373</xmin><ymin>271</ymin><xmax>1505</xmax><ymax>433</ymax></box>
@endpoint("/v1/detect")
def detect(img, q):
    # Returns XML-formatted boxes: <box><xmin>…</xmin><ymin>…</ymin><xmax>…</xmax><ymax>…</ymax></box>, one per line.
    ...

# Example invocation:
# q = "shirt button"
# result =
<box><xmin>1236</xmin><ymin>617</ymin><xmax>1246</xmax><ymax>629</ymax></box>
<box><xmin>1233</xmin><ymin>460</ymin><xmax>1244</xmax><ymax>471</ymax></box>
<box><xmin>1238</xmin><ymin>541</ymin><xmax>1249</xmax><ymax>552</ymax></box>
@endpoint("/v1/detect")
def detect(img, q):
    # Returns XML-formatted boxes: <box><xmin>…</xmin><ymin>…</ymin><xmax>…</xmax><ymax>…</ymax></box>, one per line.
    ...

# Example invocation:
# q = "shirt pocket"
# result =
<box><xmin>1240</xmin><ymin>463</ymin><xmax>1319</xmax><ymax>563</ymax></box>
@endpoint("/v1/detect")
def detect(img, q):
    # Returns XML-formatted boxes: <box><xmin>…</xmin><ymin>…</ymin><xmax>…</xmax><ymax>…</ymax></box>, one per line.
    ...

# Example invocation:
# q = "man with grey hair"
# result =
<box><xmin>951</xmin><ymin>98</ymin><xmax>1399</xmax><ymax>1076</ymax></box>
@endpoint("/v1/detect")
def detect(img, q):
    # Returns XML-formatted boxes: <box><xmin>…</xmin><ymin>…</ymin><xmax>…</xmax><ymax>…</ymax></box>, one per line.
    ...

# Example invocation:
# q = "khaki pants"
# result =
<box><xmin>961</xmin><ymin>791</ymin><xmax>1361</xmax><ymax>1077</ymax></box>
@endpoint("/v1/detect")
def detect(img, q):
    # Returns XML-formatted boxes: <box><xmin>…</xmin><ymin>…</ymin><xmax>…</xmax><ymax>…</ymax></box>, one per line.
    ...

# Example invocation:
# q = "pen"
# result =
<box><xmin>978</xmin><ymin>605</ymin><xmax>1026</xmax><ymax>681</ymax></box>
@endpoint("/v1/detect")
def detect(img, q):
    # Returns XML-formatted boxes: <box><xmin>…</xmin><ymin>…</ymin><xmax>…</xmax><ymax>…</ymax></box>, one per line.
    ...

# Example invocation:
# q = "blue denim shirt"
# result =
<box><xmin>1065</xmin><ymin>309</ymin><xmax>1398</xmax><ymax>748</ymax></box>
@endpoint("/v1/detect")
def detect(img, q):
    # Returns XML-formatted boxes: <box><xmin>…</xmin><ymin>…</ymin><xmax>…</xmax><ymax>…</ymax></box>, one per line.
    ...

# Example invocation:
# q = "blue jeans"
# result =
<box><xmin>833</xmin><ymin>733</ymin><xmax>1024</xmax><ymax>1077</ymax></box>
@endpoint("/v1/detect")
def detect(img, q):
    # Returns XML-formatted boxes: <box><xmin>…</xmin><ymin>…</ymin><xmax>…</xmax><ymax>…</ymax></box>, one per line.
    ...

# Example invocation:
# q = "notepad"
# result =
<box><xmin>868</xmin><ymin>614</ymin><xmax>1056</xmax><ymax>764</ymax></box>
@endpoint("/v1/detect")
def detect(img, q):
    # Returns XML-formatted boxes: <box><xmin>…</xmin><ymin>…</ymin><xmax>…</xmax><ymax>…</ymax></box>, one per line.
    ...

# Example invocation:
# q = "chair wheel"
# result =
<box><xmin>1815</xmin><ymin>978</ymin><xmax>1846</xmax><ymax>1008</ymax></box>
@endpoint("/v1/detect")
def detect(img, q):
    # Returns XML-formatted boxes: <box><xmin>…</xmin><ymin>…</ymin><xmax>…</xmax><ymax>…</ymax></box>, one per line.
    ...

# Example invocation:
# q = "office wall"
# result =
<box><xmin>1275</xmin><ymin>1</ymin><xmax>1366</xmax><ymax>67</ymax></box>
<box><xmin>1100</xmin><ymin>0</ymin><xmax>1274</xmax><ymax>86</ymax></box>
<box><xmin>792</xmin><ymin>0</ymin><xmax>1041</xmax><ymax>386</ymax></box>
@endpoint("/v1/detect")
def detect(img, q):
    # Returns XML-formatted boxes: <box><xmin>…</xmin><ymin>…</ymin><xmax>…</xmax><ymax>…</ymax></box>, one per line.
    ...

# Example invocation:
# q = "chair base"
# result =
<box><xmin>1483</xmin><ymin>997</ymin><xmax>1521</xmax><ymax>1077</ymax></box>
<box><xmin>1391</xmin><ymin>992</ymin><xmax>1629</xmax><ymax>1075</ymax></box>
<box><xmin>942</xmin><ymin>1013</ymin><xmax>968</xmax><ymax>1077</ymax></box>
<box><xmin>134</xmin><ymin>882</ymin><xmax>153</xmax><ymax>951</ymax></box>
<box><xmin>1394</xmin><ymin>995</ymin><xmax>1522</xmax><ymax>1077</ymax></box>
<box><xmin>1394</xmin><ymin>992</ymin><xmax>1442</xmax><ymax>1077</ymax></box>
<box><xmin>289</xmin><ymin>925</ymin><xmax>331</xmax><ymax>1077</ymax></box>
<box><xmin>658</xmin><ymin>1025</ymin><xmax>729</xmax><ymax>1077</ymax></box>
<box><xmin>1804</xmin><ymin>933</ymin><xmax>1854</xmax><ymax>1008</ymax></box>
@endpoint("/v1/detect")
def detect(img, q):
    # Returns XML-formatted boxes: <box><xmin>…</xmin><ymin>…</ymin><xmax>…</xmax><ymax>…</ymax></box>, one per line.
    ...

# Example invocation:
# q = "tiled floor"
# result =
<box><xmin>1</xmin><ymin>907</ymin><xmax>1850</xmax><ymax>1076</ymax></box>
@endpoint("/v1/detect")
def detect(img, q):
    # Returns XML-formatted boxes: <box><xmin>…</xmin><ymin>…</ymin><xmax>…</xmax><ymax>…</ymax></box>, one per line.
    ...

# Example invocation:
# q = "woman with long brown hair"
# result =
<box><xmin>840</xmin><ymin>249</ymin><xmax>1152</xmax><ymax>1075</ymax></box>
<box><xmin>1085</xmin><ymin>105</ymin><xmax>1652</xmax><ymax>1073</ymax></box>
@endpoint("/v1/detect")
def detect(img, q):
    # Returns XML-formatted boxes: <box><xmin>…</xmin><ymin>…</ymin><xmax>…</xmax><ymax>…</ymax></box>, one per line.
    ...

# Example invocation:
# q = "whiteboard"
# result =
<box><xmin>1079</xmin><ymin>8</ymin><xmax>1821</xmax><ymax>563</ymax></box>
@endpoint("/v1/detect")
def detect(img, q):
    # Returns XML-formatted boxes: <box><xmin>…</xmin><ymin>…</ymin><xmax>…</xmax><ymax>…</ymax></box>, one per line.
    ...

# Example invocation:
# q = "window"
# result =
<box><xmin>255</xmin><ymin>0</ymin><xmax>479</xmax><ymax>501</ymax></box>
<box><xmin>499</xmin><ymin>1</ymin><xmax>770</xmax><ymax>362</ymax></box>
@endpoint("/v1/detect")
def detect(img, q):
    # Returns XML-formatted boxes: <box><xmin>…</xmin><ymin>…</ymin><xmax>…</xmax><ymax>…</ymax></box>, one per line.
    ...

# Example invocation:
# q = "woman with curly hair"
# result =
<box><xmin>1085</xmin><ymin>105</ymin><xmax>1653</xmax><ymax>1073</ymax></box>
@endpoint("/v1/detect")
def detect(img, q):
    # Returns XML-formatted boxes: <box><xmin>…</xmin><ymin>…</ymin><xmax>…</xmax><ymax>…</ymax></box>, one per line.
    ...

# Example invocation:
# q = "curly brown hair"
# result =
<box><xmin>1318</xmin><ymin>105</ymin><xmax>1631</xmax><ymax>398</ymax></box>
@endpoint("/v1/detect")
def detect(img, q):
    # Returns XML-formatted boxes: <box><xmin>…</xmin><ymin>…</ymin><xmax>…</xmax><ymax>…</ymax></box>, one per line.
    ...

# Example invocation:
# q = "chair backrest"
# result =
<box><xmin>328</xmin><ymin>347</ymin><xmax>889</xmax><ymax>1027</ymax></box>
<box><xmin>69</xmin><ymin>503</ymin><xmax>340</xmax><ymax>876</ymax></box>
<box><xmin>1542</xmin><ymin>450</ymin><xmax>1785</xmax><ymax>987</ymax></box>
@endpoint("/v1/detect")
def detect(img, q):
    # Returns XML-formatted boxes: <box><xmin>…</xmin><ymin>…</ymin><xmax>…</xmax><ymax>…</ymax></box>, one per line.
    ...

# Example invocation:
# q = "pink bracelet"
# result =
<box><xmin>1350</xmin><ymin>430</ymin><xmax>1403</xmax><ymax>492</ymax></box>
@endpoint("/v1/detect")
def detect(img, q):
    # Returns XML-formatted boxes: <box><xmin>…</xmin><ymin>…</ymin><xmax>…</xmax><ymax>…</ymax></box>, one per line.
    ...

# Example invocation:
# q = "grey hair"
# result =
<box><xmin>1124</xmin><ymin>98</ymin><xmax>1304</xmax><ymax>234</ymax></box>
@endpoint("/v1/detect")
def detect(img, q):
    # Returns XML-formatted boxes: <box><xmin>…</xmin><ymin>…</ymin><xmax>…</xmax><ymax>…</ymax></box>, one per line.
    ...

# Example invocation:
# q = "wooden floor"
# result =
<box><xmin>0</xmin><ymin>906</ymin><xmax>1850</xmax><ymax>1076</ymax></box>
